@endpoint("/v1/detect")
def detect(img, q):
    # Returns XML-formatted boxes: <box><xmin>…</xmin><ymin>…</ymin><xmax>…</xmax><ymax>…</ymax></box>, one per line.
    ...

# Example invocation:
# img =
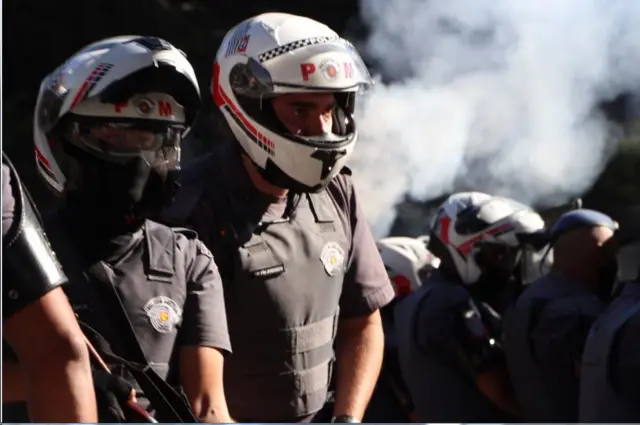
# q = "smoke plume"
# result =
<box><xmin>350</xmin><ymin>0</ymin><xmax>640</xmax><ymax>237</ymax></box>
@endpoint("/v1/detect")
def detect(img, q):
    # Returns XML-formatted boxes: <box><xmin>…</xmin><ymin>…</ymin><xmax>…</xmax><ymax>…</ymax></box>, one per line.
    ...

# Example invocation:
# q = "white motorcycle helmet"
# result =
<box><xmin>377</xmin><ymin>236</ymin><xmax>441</xmax><ymax>297</ymax></box>
<box><xmin>33</xmin><ymin>35</ymin><xmax>201</xmax><ymax>195</ymax></box>
<box><xmin>427</xmin><ymin>191</ymin><xmax>546</xmax><ymax>285</ymax></box>
<box><xmin>212</xmin><ymin>12</ymin><xmax>373</xmax><ymax>192</ymax></box>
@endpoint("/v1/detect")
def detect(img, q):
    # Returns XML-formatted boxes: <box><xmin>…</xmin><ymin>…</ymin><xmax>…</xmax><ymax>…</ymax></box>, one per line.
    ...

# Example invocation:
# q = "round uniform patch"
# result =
<box><xmin>320</xmin><ymin>242</ymin><xmax>346</xmax><ymax>277</ymax></box>
<box><xmin>143</xmin><ymin>296</ymin><xmax>182</xmax><ymax>334</ymax></box>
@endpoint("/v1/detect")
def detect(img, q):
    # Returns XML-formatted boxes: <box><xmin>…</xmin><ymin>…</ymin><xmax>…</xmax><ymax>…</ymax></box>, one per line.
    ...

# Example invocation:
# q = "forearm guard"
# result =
<box><xmin>3</xmin><ymin>152</ymin><xmax>67</xmax><ymax>319</ymax></box>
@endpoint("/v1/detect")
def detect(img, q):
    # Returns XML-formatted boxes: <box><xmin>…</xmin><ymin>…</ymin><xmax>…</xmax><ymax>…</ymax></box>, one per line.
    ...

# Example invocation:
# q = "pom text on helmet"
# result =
<box><xmin>113</xmin><ymin>99</ymin><xmax>174</xmax><ymax>117</ymax></box>
<box><xmin>300</xmin><ymin>61</ymin><xmax>355</xmax><ymax>81</ymax></box>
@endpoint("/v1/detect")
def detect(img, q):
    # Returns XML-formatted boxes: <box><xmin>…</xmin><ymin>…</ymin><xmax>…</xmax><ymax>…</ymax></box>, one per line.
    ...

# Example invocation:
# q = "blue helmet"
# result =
<box><xmin>549</xmin><ymin>209</ymin><xmax>619</xmax><ymax>242</ymax></box>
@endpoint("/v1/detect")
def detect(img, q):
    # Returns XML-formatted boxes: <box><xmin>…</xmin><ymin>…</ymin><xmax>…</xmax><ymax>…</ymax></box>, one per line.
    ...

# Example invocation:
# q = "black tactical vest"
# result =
<box><xmin>580</xmin><ymin>281</ymin><xmax>640</xmax><ymax>422</ymax></box>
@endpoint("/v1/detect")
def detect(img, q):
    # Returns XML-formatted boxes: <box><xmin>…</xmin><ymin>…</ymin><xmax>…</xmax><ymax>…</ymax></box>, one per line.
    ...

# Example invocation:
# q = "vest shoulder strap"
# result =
<box><xmin>144</xmin><ymin>220</ymin><xmax>183</xmax><ymax>283</ymax></box>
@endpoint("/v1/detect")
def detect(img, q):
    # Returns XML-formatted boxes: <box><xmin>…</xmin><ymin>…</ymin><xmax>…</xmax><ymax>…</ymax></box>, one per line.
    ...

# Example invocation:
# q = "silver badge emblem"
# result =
<box><xmin>320</xmin><ymin>242</ymin><xmax>345</xmax><ymax>277</ymax></box>
<box><xmin>144</xmin><ymin>296</ymin><xmax>182</xmax><ymax>333</ymax></box>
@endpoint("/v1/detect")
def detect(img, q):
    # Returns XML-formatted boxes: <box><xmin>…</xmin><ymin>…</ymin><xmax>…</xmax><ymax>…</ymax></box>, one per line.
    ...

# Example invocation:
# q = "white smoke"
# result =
<box><xmin>349</xmin><ymin>0</ymin><xmax>640</xmax><ymax>237</ymax></box>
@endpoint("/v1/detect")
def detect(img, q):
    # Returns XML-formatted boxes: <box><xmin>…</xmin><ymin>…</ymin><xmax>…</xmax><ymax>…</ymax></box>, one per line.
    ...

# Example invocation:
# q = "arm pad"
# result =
<box><xmin>2</xmin><ymin>152</ymin><xmax>67</xmax><ymax>319</ymax></box>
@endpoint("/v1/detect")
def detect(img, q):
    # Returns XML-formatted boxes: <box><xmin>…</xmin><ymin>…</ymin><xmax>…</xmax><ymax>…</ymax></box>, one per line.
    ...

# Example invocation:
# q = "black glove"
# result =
<box><xmin>92</xmin><ymin>368</ymin><xmax>135</xmax><ymax>422</ymax></box>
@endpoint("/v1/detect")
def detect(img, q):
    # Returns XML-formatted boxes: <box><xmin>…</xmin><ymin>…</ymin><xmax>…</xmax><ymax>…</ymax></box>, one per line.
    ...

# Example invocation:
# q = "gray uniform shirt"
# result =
<box><xmin>164</xmin><ymin>145</ymin><xmax>395</xmax><ymax>421</ymax></box>
<box><xmin>179</xmin><ymin>148</ymin><xmax>395</xmax><ymax>317</ymax></box>
<box><xmin>42</xmin><ymin>213</ymin><xmax>232</xmax><ymax>410</ymax></box>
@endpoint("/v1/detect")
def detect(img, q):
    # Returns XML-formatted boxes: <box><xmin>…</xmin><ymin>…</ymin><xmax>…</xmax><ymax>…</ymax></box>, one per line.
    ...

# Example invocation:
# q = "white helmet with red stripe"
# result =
<box><xmin>212</xmin><ymin>12</ymin><xmax>373</xmax><ymax>192</ymax></box>
<box><xmin>427</xmin><ymin>191</ymin><xmax>545</xmax><ymax>285</ymax></box>
<box><xmin>377</xmin><ymin>236</ymin><xmax>441</xmax><ymax>297</ymax></box>
<box><xmin>33</xmin><ymin>35</ymin><xmax>200</xmax><ymax>194</ymax></box>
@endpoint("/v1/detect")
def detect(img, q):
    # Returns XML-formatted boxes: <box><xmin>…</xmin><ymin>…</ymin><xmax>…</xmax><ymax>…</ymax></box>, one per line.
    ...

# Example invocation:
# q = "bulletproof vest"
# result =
<box><xmin>394</xmin><ymin>275</ymin><xmax>511</xmax><ymax>422</ymax></box>
<box><xmin>504</xmin><ymin>273</ymin><xmax>589</xmax><ymax>421</ymax></box>
<box><xmin>165</xmin><ymin>149</ymin><xmax>349</xmax><ymax>421</ymax></box>
<box><xmin>43</xmin><ymin>214</ymin><xmax>191</xmax><ymax>412</ymax></box>
<box><xmin>2</xmin><ymin>153</ymin><xmax>67</xmax><ymax>318</ymax></box>
<box><xmin>580</xmin><ymin>281</ymin><xmax>640</xmax><ymax>422</ymax></box>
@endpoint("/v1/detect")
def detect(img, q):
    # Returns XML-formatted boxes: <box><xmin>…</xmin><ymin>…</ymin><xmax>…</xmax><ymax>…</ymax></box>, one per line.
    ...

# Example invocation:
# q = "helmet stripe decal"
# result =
<box><xmin>212</xmin><ymin>62</ymin><xmax>275</xmax><ymax>156</ymax></box>
<box><xmin>257</xmin><ymin>35</ymin><xmax>339</xmax><ymax>63</ymax></box>
<box><xmin>223</xmin><ymin>105</ymin><xmax>274</xmax><ymax>156</ymax></box>
<box><xmin>34</xmin><ymin>146</ymin><xmax>57</xmax><ymax>182</ymax></box>
<box><xmin>457</xmin><ymin>222</ymin><xmax>512</xmax><ymax>256</ymax></box>
<box><xmin>69</xmin><ymin>62</ymin><xmax>114</xmax><ymax>109</ymax></box>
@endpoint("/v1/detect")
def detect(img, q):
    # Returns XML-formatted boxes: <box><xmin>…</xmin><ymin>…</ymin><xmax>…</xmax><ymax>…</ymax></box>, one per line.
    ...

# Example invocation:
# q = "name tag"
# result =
<box><xmin>252</xmin><ymin>265</ymin><xmax>285</xmax><ymax>278</ymax></box>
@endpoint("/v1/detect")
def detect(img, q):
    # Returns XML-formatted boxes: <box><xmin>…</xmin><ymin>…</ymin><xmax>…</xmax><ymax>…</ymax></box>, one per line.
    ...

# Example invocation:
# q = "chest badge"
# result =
<box><xmin>320</xmin><ymin>242</ymin><xmax>346</xmax><ymax>277</ymax></box>
<box><xmin>144</xmin><ymin>296</ymin><xmax>182</xmax><ymax>334</ymax></box>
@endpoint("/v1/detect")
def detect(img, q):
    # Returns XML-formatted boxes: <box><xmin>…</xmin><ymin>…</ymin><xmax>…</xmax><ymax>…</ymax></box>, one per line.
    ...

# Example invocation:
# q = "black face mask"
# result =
<box><xmin>474</xmin><ymin>270</ymin><xmax>518</xmax><ymax>315</ymax></box>
<box><xmin>65</xmin><ymin>145</ymin><xmax>178</xmax><ymax>227</ymax></box>
<box><xmin>471</xmin><ymin>245</ymin><xmax>522</xmax><ymax>313</ymax></box>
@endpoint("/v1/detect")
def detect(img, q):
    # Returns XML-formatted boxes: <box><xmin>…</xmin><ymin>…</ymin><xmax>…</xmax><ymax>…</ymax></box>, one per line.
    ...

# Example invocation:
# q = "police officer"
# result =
<box><xmin>395</xmin><ymin>191</ymin><xmax>546</xmax><ymax>422</ymax></box>
<box><xmin>162</xmin><ymin>12</ymin><xmax>395</xmax><ymax>423</ymax></box>
<box><xmin>504</xmin><ymin>209</ymin><xmax>619</xmax><ymax>422</ymax></box>
<box><xmin>363</xmin><ymin>237</ymin><xmax>440</xmax><ymax>422</ymax></box>
<box><xmin>2</xmin><ymin>152</ymin><xmax>98</xmax><ymax>423</ymax></box>
<box><xmin>580</xmin><ymin>264</ymin><xmax>640</xmax><ymax>422</ymax></box>
<box><xmin>5</xmin><ymin>35</ymin><xmax>233</xmax><ymax>423</ymax></box>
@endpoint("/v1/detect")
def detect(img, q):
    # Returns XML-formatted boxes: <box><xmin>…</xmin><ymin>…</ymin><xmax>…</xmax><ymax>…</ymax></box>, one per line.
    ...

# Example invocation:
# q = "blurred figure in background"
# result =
<box><xmin>395</xmin><ymin>191</ymin><xmax>545</xmax><ymax>422</ymax></box>
<box><xmin>505</xmin><ymin>209</ymin><xmax>619</xmax><ymax>422</ymax></box>
<box><xmin>363</xmin><ymin>236</ymin><xmax>440</xmax><ymax>422</ymax></box>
